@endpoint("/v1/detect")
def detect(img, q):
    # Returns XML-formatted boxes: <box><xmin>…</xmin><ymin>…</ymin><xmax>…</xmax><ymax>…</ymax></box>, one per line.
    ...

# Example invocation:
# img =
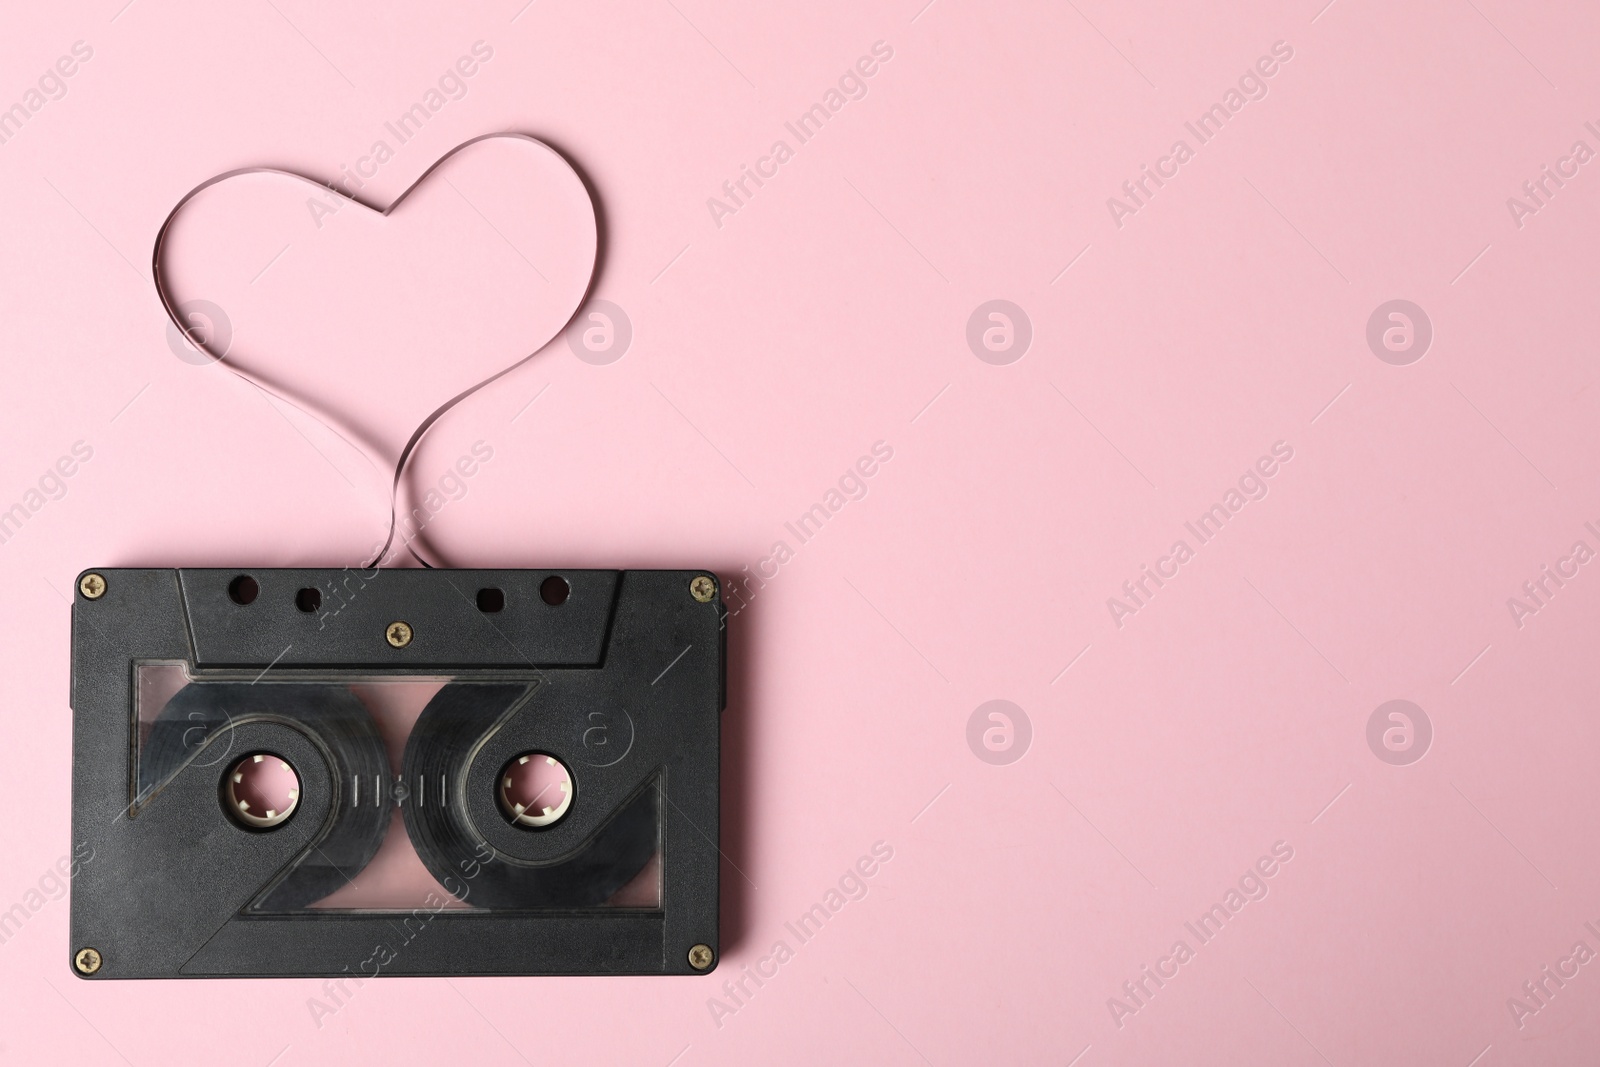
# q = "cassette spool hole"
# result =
<box><xmin>224</xmin><ymin>754</ymin><xmax>300</xmax><ymax>829</ymax></box>
<box><xmin>499</xmin><ymin>752</ymin><xmax>573</xmax><ymax>828</ymax></box>
<box><xmin>227</xmin><ymin>575</ymin><xmax>258</xmax><ymax>605</ymax></box>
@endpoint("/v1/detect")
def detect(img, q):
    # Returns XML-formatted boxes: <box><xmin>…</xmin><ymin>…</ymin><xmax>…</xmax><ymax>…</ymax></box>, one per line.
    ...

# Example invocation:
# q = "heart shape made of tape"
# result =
<box><xmin>153</xmin><ymin>134</ymin><xmax>599</xmax><ymax>564</ymax></box>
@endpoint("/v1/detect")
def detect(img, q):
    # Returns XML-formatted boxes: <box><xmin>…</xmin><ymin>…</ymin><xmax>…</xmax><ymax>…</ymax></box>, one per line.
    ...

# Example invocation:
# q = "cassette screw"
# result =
<box><xmin>687</xmin><ymin>944</ymin><xmax>714</xmax><ymax>970</ymax></box>
<box><xmin>385</xmin><ymin>621</ymin><xmax>413</xmax><ymax>648</ymax></box>
<box><xmin>689</xmin><ymin>576</ymin><xmax>716</xmax><ymax>603</ymax></box>
<box><xmin>74</xmin><ymin>948</ymin><xmax>102</xmax><ymax>975</ymax></box>
<box><xmin>79</xmin><ymin>573</ymin><xmax>106</xmax><ymax>600</ymax></box>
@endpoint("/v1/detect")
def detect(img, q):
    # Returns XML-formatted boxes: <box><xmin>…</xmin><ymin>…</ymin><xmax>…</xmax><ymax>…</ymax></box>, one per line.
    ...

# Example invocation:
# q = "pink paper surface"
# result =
<box><xmin>3</xmin><ymin>0</ymin><xmax>1599</xmax><ymax>1063</ymax></box>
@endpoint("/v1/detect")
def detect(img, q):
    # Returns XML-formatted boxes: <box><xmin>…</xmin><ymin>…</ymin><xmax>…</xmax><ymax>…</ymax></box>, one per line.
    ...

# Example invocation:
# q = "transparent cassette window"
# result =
<box><xmin>133</xmin><ymin>662</ymin><xmax>662</xmax><ymax>912</ymax></box>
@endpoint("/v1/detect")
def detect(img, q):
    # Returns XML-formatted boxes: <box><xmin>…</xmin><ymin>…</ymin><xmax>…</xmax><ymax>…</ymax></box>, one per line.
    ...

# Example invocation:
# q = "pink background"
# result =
<box><xmin>3</xmin><ymin>0</ymin><xmax>1599</xmax><ymax>1063</ymax></box>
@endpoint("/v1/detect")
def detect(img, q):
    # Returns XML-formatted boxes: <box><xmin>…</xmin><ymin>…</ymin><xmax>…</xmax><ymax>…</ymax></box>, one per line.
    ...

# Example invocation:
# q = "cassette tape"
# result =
<box><xmin>69</xmin><ymin>568</ymin><xmax>724</xmax><ymax>979</ymax></box>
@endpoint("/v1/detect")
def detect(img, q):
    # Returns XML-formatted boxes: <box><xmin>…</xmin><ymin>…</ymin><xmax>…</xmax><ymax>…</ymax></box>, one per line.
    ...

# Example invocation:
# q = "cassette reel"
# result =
<box><xmin>69</xmin><ymin>568</ymin><xmax>723</xmax><ymax>978</ymax></box>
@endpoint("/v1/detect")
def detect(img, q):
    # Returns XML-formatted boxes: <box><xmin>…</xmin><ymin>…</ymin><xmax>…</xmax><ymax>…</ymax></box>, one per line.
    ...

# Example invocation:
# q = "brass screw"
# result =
<box><xmin>385</xmin><ymin>621</ymin><xmax>413</xmax><ymax>648</ymax></box>
<box><xmin>79</xmin><ymin>573</ymin><xmax>106</xmax><ymax>600</ymax></box>
<box><xmin>689</xmin><ymin>576</ymin><xmax>716</xmax><ymax>603</ymax></box>
<box><xmin>687</xmin><ymin>943</ymin><xmax>714</xmax><ymax>970</ymax></box>
<box><xmin>74</xmin><ymin>947</ymin><xmax>102</xmax><ymax>975</ymax></box>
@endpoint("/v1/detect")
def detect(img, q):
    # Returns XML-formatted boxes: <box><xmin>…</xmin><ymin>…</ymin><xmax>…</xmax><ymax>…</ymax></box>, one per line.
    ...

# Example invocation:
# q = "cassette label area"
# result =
<box><xmin>69</xmin><ymin>569</ymin><xmax>723</xmax><ymax>978</ymax></box>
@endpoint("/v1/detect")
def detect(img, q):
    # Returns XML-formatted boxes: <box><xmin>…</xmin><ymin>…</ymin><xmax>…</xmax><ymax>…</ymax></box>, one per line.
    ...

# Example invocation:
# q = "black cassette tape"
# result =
<box><xmin>68</xmin><ymin>568</ymin><xmax>724</xmax><ymax>979</ymax></box>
